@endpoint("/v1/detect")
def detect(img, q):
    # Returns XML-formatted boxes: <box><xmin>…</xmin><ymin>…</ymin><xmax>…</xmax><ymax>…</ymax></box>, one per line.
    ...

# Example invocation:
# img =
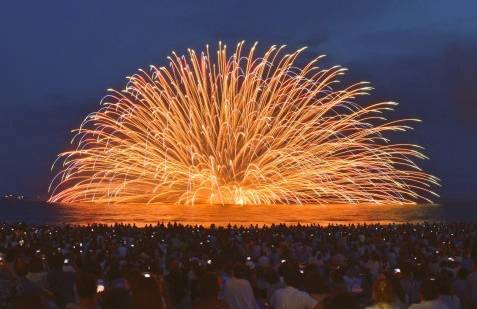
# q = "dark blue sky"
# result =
<box><xmin>1</xmin><ymin>0</ymin><xmax>476</xmax><ymax>201</ymax></box>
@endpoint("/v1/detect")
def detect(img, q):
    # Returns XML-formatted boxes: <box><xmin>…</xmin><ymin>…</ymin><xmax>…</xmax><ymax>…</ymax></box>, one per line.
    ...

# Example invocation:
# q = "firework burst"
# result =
<box><xmin>49</xmin><ymin>42</ymin><xmax>439</xmax><ymax>205</ymax></box>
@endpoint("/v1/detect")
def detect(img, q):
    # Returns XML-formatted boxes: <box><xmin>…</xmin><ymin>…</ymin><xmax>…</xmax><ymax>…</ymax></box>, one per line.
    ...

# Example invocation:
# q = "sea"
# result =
<box><xmin>0</xmin><ymin>200</ymin><xmax>476</xmax><ymax>227</ymax></box>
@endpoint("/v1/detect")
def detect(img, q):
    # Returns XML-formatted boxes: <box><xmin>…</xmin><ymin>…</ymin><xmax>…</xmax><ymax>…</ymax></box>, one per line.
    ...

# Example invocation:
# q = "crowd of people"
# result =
<box><xmin>1</xmin><ymin>221</ymin><xmax>477</xmax><ymax>309</ymax></box>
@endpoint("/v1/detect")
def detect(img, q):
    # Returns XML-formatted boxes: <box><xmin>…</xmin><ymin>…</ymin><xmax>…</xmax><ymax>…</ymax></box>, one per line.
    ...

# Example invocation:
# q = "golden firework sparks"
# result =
<box><xmin>49</xmin><ymin>42</ymin><xmax>439</xmax><ymax>205</ymax></box>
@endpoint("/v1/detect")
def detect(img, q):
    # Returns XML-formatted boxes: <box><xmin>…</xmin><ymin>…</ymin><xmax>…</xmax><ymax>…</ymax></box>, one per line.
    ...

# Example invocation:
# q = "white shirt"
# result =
<box><xmin>224</xmin><ymin>277</ymin><xmax>258</xmax><ymax>309</ymax></box>
<box><xmin>271</xmin><ymin>286</ymin><xmax>317</xmax><ymax>309</ymax></box>
<box><xmin>408</xmin><ymin>300</ymin><xmax>449</xmax><ymax>309</ymax></box>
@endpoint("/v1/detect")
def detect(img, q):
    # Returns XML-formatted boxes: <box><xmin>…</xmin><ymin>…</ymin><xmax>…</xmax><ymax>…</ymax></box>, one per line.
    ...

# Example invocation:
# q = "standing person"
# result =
<box><xmin>192</xmin><ymin>272</ymin><xmax>228</xmax><ymax>309</ymax></box>
<box><xmin>467</xmin><ymin>248</ymin><xmax>477</xmax><ymax>308</ymax></box>
<box><xmin>47</xmin><ymin>254</ymin><xmax>76</xmax><ymax>308</ymax></box>
<box><xmin>437</xmin><ymin>272</ymin><xmax>460</xmax><ymax>309</ymax></box>
<box><xmin>165</xmin><ymin>260</ymin><xmax>189</xmax><ymax>308</ymax></box>
<box><xmin>12</xmin><ymin>258</ymin><xmax>50</xmax><ymax>309</ymax></box>
<box><xmin>365</xmin><ymin>277</ymin><xmax>405</xmax><ymax>309</ymax></box>
<box><xmin>270</xmin><ymin>262</ymin><xmax>319</xmax><ymax>309</ymax></box>
<box><xmin>13</xmin><ymin>258</ymin><xmax>43</xmax><ymax>296</ymax></box>
<box><xmin>263</xmin><ymin>267</ymin><xmax>287</xmax><ymax>301</ymax></box>
<box><xmin>409</xmin><ymin>279</ymin><xmax>449</xmax><ymax>309</ymax></box>
<box><xmin>401</xmin><ymin>269</ymin><xmax>421</xmax><ymax>305</ymax></box>
<box><xmin>26</xmin><ymin>256</ymin><xmax>48</xmax><ymax>290</ymax></box>
<box><xmin>224</xmin><ymin>263</ymin><xmax>258</xmax><ymax>309</ymax></box>
<box><xmin>131</xmin><ymin>273</ymin><xmax>169</xmax><ymax>309</ymax></box>
<box><xmin>67</xmin><ymin>272</ymin><xmax>100</xmax><ymax>309</ymax></box>
<box><xmin>453</xmin><ymin>268</ymin><xmax>468</xmax><ymax>308</ymax></box>
<box><xmin>304</xmin><ymin>271</ymin><xmax>328</xmax><ymax>305</ymax></box>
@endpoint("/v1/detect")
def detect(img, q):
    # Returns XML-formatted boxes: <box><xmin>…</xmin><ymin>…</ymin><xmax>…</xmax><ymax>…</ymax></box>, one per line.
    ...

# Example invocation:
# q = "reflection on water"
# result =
<box><xmin>0</xmin><ymin>201</ymin><xmax>476</xmax><ymax>226</ymax></box>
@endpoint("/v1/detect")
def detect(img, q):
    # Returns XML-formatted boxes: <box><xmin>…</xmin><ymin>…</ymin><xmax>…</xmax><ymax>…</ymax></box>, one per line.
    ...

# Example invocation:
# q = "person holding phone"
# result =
<box><xmin>131</xmin><ymin>272</ymin><xmax>170</xmax><ymax>309</ymax></box>
<box><xmin>192</xmin><ymin>272</ymin><xmax>229</xmax><ymax>309</ymax></box>
<box><xmin>47</xmin><ymin>254</ymin><xmax>76</xmax><ymax>308</ymax></box>
<box><xmin>270</xmin><ymin>261</ymin><xmax>320</xmax><ymax>309</ymax></box>
<box><xmin>365</xmin><ymin>276</ymin><xmax>405</xmax><ymax>309</ymax></box>
<box><xmin>67</xmin><ymin>272</ymin><xmax>99</xmax><ymax>309</ymax></box>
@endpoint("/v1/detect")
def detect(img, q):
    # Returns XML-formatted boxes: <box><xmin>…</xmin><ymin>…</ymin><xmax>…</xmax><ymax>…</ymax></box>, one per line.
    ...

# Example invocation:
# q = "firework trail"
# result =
<box><xmin>49</xmin><ymin>42</ymin><xmax>439</xmax><ymax>205</ymax></box>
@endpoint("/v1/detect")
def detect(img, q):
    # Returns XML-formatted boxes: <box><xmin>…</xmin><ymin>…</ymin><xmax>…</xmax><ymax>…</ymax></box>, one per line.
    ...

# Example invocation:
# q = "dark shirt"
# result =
<box><xmin>47</xmin><ymin>269</ymin><xmax>76</xmax><ymax>307</ymax></box>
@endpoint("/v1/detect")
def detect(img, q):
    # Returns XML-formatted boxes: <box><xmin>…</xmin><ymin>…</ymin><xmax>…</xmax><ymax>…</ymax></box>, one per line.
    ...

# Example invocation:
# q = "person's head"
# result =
<box><xmin>197</xmin><ymin>272</ymin><xmax>220</xmax><ymax>300</ymax></box>
<box><xmin>263</xmin><ymin>267</ymin><xmax>280</xmax><ymax>284</ymax></box>
<box><xmin>329</xmin><ymin>268</ymin><xmax>346</xmax><ymax>293</ymax></box>
<box><xmin>280</xmin><ymin>261</ymin><xmax>300</xmax><ymax>288</ymax></box>
<box><xmin>132</xmin><ymin>275</ymin><xmax>164</xmax><ymax>309</ymax></box>
<box><xmin>28</xmin><ymin>256</ymin><xmax>44</xmax><ymax>274</ymax></box>
<box><xmin>76</xmin><ymin>272</ymin><xmax>97</xmax><ymax>301</ymax></box>
<box><xmin>48</xmin><ymin>254</ymin><xmax>64</xmax><ymax>270</ymax></box>
<box><xmin>437</xmin><ymin>271</ymin><xmax>454</xmax><ymax>295</ymax></box>
<box><xmin>13</xmin><ymin>258</ymin><xmax>29</xmax><ymax>277</ymax></box>
<box><xmin>372</xmin><ymin>277</ymin><xmax>396</xmax><ymax>304</ymax></box>
<box><xmin>304</xmin><ymin>271</ymin><xmax>327</xmax><ymax>295</ymax></box>
<box><xmin>233</xmin><ymin>262</ymin><xmax>249</xmax><ymax>280</ymax></box>
<box><xmin>420</xmin><ymin>278</ymin><xmax>439</xmax><ymax>301</ymax></box>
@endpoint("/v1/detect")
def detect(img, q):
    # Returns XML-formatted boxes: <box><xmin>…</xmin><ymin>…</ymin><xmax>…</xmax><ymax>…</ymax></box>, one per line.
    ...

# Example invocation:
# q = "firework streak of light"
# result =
<box><xmin>49</xmin><ymin>42</ymin><xmax>439</xmax><ymax>205</ymax></box>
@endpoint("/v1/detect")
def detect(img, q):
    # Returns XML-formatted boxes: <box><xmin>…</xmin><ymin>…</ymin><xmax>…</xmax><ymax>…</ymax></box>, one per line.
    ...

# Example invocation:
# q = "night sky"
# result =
<box><xmin>1</xmin><ymin>1</ymin><xmax>476</xmax><ymax>202</ymax></box>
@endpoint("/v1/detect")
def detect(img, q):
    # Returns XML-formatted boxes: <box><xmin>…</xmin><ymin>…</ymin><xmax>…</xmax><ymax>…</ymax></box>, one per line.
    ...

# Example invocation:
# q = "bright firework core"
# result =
<box><xmin>49</xmin><ymin>42</ymin><xmax>439</xmax><ymax>205</ymax></box>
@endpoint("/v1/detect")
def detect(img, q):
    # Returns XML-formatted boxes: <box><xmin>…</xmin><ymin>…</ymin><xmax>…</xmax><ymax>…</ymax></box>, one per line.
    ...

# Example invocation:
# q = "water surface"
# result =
<box><xmin>1</xmin><ymin>200</ymin><xmax>475</xmax><ymax>226</ymax></box>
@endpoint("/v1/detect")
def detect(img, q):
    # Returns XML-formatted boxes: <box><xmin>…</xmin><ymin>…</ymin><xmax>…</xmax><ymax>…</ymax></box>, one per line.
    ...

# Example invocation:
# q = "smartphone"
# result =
<box><xmin>142</xmin><ymin>272</ymin><xmax>151</xmax><ymax>278</ymax></box>
<box><xmin>96</xmin><ymin>279</ymin><xmax>105</xmax><ymax>293</ymax></box>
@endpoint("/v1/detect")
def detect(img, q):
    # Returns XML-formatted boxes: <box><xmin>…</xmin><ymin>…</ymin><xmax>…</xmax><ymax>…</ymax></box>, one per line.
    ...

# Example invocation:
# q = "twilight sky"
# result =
<box><xmin>1</xmin><ymin>0</ymin><xmax>476</xmax><ymax>202</ymax></box>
